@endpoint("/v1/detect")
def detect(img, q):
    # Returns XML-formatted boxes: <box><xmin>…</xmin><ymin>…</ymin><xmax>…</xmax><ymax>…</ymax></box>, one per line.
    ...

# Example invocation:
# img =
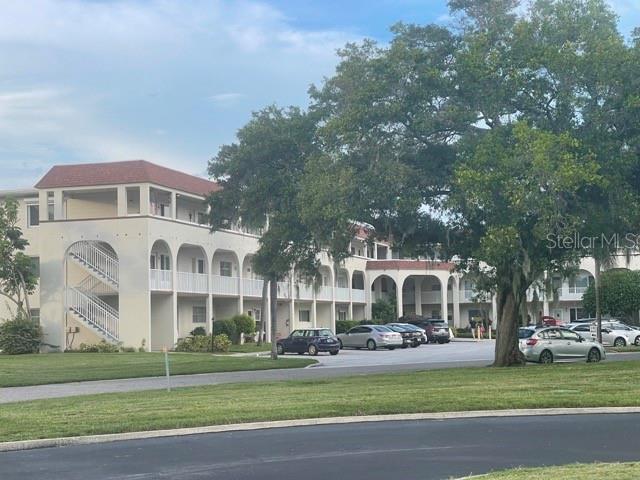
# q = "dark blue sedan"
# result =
<box><xmin>276</xmin><ymin>329</ymin><xmax>340</xmax><ymax>356</ymax></box>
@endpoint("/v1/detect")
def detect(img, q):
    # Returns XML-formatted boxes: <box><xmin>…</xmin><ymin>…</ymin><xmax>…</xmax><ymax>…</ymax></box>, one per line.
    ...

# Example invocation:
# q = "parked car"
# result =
<box><xmin>387</xmin><ymin>322</ymin><xmax>428</xmax><ymax>344</ymax></box>
<box><xmin>570</xmin><ymin>322</ymin><xmax>636</xmax><ymax>347</ymax></box>
<box><xmin>276</xmin><ymin>328</ymin><xmax>340</xmax><ymax>356</ymax></box>
<box><xmin>407</xmin><ymin>318</ymin><xmax>451</xmax><ymax>343</ymax></box>
<box><xmin>385</xmin><ymin>323</ymin><xmax>422</xmax><ymax>348</ymax></box>
<box><xmin>519</xmin><ymin>326</ymin><xmax>606</xmax><ymax>364</ymax></box>
<box><xmin>518</xmin><ymin>326</ymin><xmax>537</xmax><ymax>351</ymax></box>
<box><xmin>337</xmin><ymin>325</ymin><xmax>403</xmax><ymax>350</ymax></box>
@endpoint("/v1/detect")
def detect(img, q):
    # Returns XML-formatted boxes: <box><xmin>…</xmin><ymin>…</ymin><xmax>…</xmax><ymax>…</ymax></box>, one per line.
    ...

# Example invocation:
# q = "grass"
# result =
<box><xmin>0</xmin><ymin>352</ymin><xmax>315</xmax><ymax>387</ymax></box>
<box><xmin>1</xmin><ymin>360</ymin><xmax>639</xmax><ymax>443</ymax></box>
<box><xmin>226</xmin><ymin>342</ymin><xmax>272</xmax><ymax>353</ymax></box>
<box><xmin>462</xmin><ymin>462</ymin><xmax>640</xmax><ymax>479</ymax></box>
<box><xmin>607</xmin><ymin>345</ymin><xmax>640</xmax><ymax>353</ymax></box>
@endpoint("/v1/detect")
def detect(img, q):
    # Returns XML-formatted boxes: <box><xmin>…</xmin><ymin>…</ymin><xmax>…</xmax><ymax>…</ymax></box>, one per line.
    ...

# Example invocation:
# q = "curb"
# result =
<box><xmin>2</xmin><ymin>406</ymin><xmax>640</xmax><ymax>453</ymax></box>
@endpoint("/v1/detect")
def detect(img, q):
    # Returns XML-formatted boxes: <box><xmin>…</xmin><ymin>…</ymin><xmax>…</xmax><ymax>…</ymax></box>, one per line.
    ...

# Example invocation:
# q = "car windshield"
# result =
<box><xmin>387</xmin><ymin>325</ymin><xmax>406</xmax><ymax>332</ymax></box>
<box><xmin>373</xmin><ymin>326</ymin><xmax>392</xmax><ymax>332</ymax></box>
<box><xmin>518</xmin><ymin>328</ymin><xmax>535</xmax><ymax>339</ymax></box>
<box><xmin>400</xmin><ymin>324</ymin><xmax>420</xmax><ymax>331</ymax></box>
<box><xmin>319</xmin><ymin>329</ymin><xmax>333</xmax><ymax>337</ymax></box>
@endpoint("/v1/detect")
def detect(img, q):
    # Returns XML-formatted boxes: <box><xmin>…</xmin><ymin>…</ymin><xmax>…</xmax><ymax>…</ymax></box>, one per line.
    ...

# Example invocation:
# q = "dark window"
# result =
<box><xmin>27</xmin><ymin>205</ymin><xmax>39</xmax><ymax>227</ymax></box>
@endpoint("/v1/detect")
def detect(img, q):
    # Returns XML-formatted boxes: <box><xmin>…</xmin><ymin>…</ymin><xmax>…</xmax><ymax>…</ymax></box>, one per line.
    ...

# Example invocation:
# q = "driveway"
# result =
<box><xmin>307</xmin><ymin>339</ymin><xmax>495</xmax><ymax>368</ymax></box>
<box><xmin>2</xmin><ymin>414</ymin><xmax>639</xmax><ymax>479</ymax></box>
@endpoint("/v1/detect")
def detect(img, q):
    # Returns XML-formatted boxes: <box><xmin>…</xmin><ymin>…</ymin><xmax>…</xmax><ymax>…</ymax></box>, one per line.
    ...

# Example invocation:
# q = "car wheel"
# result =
<box><xmin>338</xmin><ymin>339</ymin><xmax>343</xmax><ymax>350</ymax></box>
<box><xmin>367</xmin><ymin>339</ymin><xmax>377</xmax><ymax>351</ymax></box>
<box><xmin>587</xmin><ymin>348</ymin><xmax>601</xmax><ymax>363</ymax></box>
<box><xmin>401</xmin><ymin>344</ymin><xmax>408</xmax><ymax>349</ymax></box>
<box><xmin>388</xmin><ymin>346</ymin><xmax>395</xmax><ymax>350</ymax></box>
<box><xmin>635</xmin><ymin>336</ymin><xmax>640</xmax><ymax>347</ymax></box>
<box><xmin>411</xmin><ymin>341</ymin><xmax>419</xmax><ymax>348</ymax></box>
<box><xmin>330</xmin><ymin>350</ymin><xmax>339</xmax><ymax>356</ymax></box>
<box><xmin>539</xmin><ymin>349</ymin><xmax>553</xmax><ymax>364</ymax></box>
<box><xmin>308</xmin><ymin>344</ymin><xmax>318</xmax><ymax>356</ymax></box>
<box><xmin>276</xmin><ymin>344</ymin><xmax>284</xmax><ymax>355</ymax></box>
<box><xmin>614</xmin><ymin>337</ymin><xmax>627</xmax><ymax>347</ymax></box>
<box><xmin>438</xmin><ymin>339</ymin><xmax>445</xmax><ymax>344</ymax></box>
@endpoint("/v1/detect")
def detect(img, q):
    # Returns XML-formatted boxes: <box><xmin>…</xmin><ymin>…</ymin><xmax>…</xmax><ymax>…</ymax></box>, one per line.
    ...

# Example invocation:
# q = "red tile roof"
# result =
<box><xmin>366</xmin><ymin>260</ymin><xmax>455</xmax><ymax>271</ymax></box>
<box><xmin>34</xmin><ymin>160</ymin><xmax>220</xmax><ymax>197</ymax></box>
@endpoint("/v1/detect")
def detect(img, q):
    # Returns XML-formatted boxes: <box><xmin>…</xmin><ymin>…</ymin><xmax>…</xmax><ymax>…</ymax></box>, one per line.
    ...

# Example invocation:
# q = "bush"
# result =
<box><xmin>73</xmin><ymin>340</ymin><xmax>120</xmax><ymax>353</ymax></box>
<box><xmin>174</xmin><ymin>334</ymin><xmax>231</xmax><ymax>353</ymax></box>
<box><xmin>212</xmin><ymin>319</ymin><xmax>237</xmax><ymax>341</ymax></box>
<box><xmin>358</xmin><ymin>318</ymin><xmax>385</xmax><ymax>325</ymax></box>
<box><xmin>190</xmin><ymin>326</ymin><xmax>207</xmax><ymax>337</ymax></box>
<box><xmin>231</xmin><ymin>314</ymin><xmax>255</xmax><ymax>336</ymax></box>
<box><xmin>336</xmin><ymin>320</ymin><xmax>359</xmax><ymax>334</ymax></box>
<box><xmin>0</xmin><ymin>316</ymin><xmax>42</xmax><ymax>354</ymax></box>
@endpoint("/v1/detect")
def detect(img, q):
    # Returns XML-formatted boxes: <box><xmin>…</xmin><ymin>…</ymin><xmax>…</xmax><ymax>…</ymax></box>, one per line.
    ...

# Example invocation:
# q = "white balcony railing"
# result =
<box><xmin>149</xmin><ymin>269</ymin><xmax>172</xmax><ymax>291</ymax></box>
<box><xmin>336</xmin><ymin>287</ymin><xmax>350</xmax><ymax>302</ymax></box>
<box><xmin>352</xmin><ymin>289</ymin><xmax>366</xmax><ymax>303</ymax></box>
<box><xmin>277</xmin><ymin>282</ymin><xmax>291</xmax><ymax>299</ymax></box>
<box><xmin>295</xmin><ymin>284</ymin><xmax>314</xmax><ymax>300</ymax></box>
<box><xmin>317</xmin><ymin>285</ymin><xmax>332</xmax><ymax>301</ymax></box>
<box><xmin>177</xmin><ymin>271</ymin><xmax>209</xmax><ymax>294</ymax></box>
<box><xmin>559</xmin><ymin>287</ymin><xmax>586</xmax><ymax>301</ymax></box>
<box><xmin>243</xmin><ymin>278</ymin><xmax>264</xmax><ymax>297</ymax></box>
<box><xmin>211</xmin><ymin>275</ymin><xmax>240</xmax><ymax>296</ymax></box>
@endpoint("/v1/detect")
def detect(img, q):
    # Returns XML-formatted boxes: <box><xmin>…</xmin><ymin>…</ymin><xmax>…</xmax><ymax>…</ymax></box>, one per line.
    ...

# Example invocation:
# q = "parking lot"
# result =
<box><xmin>299</xmin><ymin>339</ymin><xmax>496</xmax><ymax>368</ymax></box>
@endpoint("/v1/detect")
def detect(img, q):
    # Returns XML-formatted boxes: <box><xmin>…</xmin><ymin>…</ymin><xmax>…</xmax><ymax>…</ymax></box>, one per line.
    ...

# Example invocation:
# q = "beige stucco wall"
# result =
<box><xmin>65</xmin><ymin>190</ymin><xmax>118</xmax><ymax>220</ymax></box>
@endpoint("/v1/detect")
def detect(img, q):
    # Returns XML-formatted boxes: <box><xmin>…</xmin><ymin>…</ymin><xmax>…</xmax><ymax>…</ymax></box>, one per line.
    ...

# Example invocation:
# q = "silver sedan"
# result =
<box><xmin>519</xmin><ymin>327</ymin><xmax>606</xmax><ymax>364</ymax></box>
<box><xmin>337</xmin><ymin>325</ymin><xmax>403</xmax><ymax>350</ymax></box>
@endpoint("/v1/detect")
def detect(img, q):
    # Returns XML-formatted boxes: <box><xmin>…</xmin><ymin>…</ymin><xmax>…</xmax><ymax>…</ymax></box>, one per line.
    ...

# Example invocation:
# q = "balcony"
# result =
<box><xmin>211</xmin><ymin>275</ymin><xmax>240</xmax><ymax>296</ymax></box>
<box><xmin>277</xmin><ymin>282</ymin><xmax>291</xmax><ymax>299</ymax></box>
<box><xmin>336</xmin><ymin>287</ymin><xmax>350</xmax><ymax>302</ymax></box>
<box><xmin>317</xmin><ymin>285</ymin><xmax>332</xmax><ymax>301</ymax></box>
<box><xmin>559</xmin><ymin>286</ymin><xmax>587</xmax><ymax>301</ymax></box>
<box><xmin>243</xmin><ymin>278</ymin><xmax>264</xmax><ymax>297</ymax></box>
<box><xmin>352</xmin><ymin>289</ymin><xmax>366</xmax><ymax>303</ymax></box>
<box><xmin>149</xmin><ymin>269</ymin><xmax>172</xmax><ymax>291</ymax></box>
<box><xmin>295</xmin><ymin>284</ymin><xmax>314</xmax><ymax>301</ymax></box>
<box><xmin>177</xmin><ymin>271</ymin><xmax>208</xmax><ymax>294</ymax></box>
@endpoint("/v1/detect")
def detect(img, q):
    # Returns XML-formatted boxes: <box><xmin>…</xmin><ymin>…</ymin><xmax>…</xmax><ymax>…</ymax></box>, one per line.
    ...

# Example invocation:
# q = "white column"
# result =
<box><xmin>415</xmin><ymin>278</ymin><xmax>423</xmax><ymax>316</ymax></box>
<box><xmin>396</xmin><ymin>281</ymin><xmax>403</xmax><ymax>319</ymax></box>
<box><xmin>453</xmin><ymin>278</ymin><xmax>461</xmax><ymax>328</ymax></box>
<box><xmin>38</xmin><ymin>190</ymin><xmax>48</xmax><ymax>222</ymax></box>
<box><xmin>289</xmin><ymin>273</ymin><xmax>295</xmax><ymax>329</ymax></box>
<box><xmin>53</xmin><ymin>190</ymin><xmax>64</xmax><ymax>220</ymax></box>
<box><xmin>312</xmin><ymin>297</ymin><xmax>318</xmax><ymax>328</ymax></box>
<box><xmin>265</xmin><ymin>285</ymin><xmax>272</xmax><ymax>342</ymax></box>
<box><xmin>172</xmin><ymin>291</ymin><xmax>179</xmax><ymax>345</ymax></box>
<box><xmin>491</xmin><ymin>294</ymin><xmax>498</xmax><ymax>329</ymax></box>
<box><xmin>207</xmin><ymin>294</ymin><xmax>213</xmax><ymax>335</ymax></box>
<box><xmin>117</xmin><ymin>186</ymin><xmax>127</xmax><ymax>217</ymax></box>
<box><xmin>140</xmin><ymin>185</ymin><xmax>150</xmax><ymax>215</ymax></box>
<box><xmin>365</xmin><ymin>276</ymin><xmax>372</xmax><ymax>320</ymax></box>
<box><xmin>441</xmin><ymin>278</ymin><xmax>448</xmax><ymax>322</ymax></box>
<box><xmin>170</xmin><ymin>191</ymin><xmax>177</xmax><ymax>219</ymax></box>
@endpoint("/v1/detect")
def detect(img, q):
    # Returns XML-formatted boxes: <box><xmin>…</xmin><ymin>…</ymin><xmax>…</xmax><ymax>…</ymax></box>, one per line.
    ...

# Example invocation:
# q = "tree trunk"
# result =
<box><xmin>493</xmin><ymin>287</ymin><xmax>526</xmax><ymax>367</ymax></box>
<box><xmin>257</xmin><ymin>279</ymin><xmax>268</xmax><ymax>346</ymax></box>
<box><xmin>595</xmin><ymin>257</ymin><xmax>602</xmax><ymax>344</ymax></box>
<box><xmin>270</xmin><ymin>276</ymin><xmax>278</xmax><ymax>360</ymax></box>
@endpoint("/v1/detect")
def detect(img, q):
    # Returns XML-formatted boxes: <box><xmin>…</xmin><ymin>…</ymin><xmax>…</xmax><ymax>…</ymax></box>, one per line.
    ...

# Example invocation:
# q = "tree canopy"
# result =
<box><xmin>582</xmin><ymin>269</ymin><xmax>640</xmax><ymax>323</ymax></box>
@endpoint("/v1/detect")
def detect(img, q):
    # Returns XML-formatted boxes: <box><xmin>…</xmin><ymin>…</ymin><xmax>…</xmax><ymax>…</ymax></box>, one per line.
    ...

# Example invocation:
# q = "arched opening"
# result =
<box><xmin>459</xmin><ymin>275</ymin><xmax>491</xmax><ymax>328</ymax></box>
<box><xmin>370</xmin><ymin>274</ymin><xmax>398</xmax><ymax>320</ymax></box>
<box><xmin>212</xmin><ymin>249</ymin><xmax>240</xmax><ymax>296</ymax></box>
<box><xmin>150</xmin><ymin>240</ymin><xmax>172</xmax><ymax>290</ymax></box>
<box><xmin>176</xmin><ymin>244</ymin><xmax>208</xmax><ymax>294</ymax></box>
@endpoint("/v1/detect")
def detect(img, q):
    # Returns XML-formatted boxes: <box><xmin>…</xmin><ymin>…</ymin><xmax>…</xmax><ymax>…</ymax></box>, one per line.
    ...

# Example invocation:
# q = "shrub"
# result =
<box><xmin>174</xmin><ymin>334</ymin><xmax>231</xmax><ymax>353</ymax></box>
<box><xmin>73</xmin><ymin>340</ymin><xmax>120</xmax><ymax>353</ymax></box>
<box><xmin>0</xmin><ymin>316</ymin><xmax>42</xmax><ymax>354</ymax></box>
<box><xmin>336</xmin><ymin>320</ymin><xmax>359</xmax><ymax>334</ymax></box>
<box><xmin>212</xmin><ymin>319</ymin><xmax>237</xmax><ymax>341</ymax></box>
<box><xmin>231</xmin><ymin>314</ymin><xmax>255</xmax><ymax>336</ymax></box>
<box><xmin>190</xmin><ymin>326</ymin><xmax>207</xmax><ymax>337</ymax></box>
<box><xmin>358</xmin><ymin>318</ymin><xmax>385</xmax><ymax>325</ymax></box>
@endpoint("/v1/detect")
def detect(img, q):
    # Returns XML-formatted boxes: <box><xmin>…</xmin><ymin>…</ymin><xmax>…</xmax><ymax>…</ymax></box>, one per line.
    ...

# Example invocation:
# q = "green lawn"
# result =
<box><xmin>464</xmin><ymin>463</ymin><xmax>640</xmax><ymax>479</ymax></box>
<box><xmin>0</xmin><ymin>353</ymin><xmax>315</xmax><ymax>387</ymax></box>
<box><xmin>1</xmin><ymin>361</ymin><xmax>639</xmax><ymax>443</ymax></box>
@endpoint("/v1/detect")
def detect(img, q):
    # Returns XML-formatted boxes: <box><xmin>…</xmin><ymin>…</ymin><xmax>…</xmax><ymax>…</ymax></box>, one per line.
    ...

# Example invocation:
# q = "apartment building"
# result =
<box><xmin>0</xmin><ymin>160</ymin><xmax>635</xmax><ymax>351</ymax></box>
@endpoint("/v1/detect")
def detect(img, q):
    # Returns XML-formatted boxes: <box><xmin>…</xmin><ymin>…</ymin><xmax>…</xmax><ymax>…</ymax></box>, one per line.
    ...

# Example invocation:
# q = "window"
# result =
<box><xmin>252</xmin><ymin>309</ymin><xmax>261</xmax><ymax>321</ymax></box>
<box><xmin>47</xmin><ymin>203</ymin><xmax>54</xmax><ymax>221</ymax></box>
<box><xmin>320</xmin><ymin>329</ymin><xmax>332</xmax><ymax>337</ymax></box>
<box><xmin>30</xmin><ymin>309</ymin><xmax>40</xmax><ymax>324</ymax></box>
<box><xmin>160</xmin><ymin>254</ymin><xmax>171</xmax><ymax>270</ymax></box>
<box><xmin>561</xmin><ymin>330</ymin><xmax>582</xmax><ymax>342</ymax></box>
<box><xmin>192</xmin><ymin>306</ymin><xmax>206</xmax><ymax>323</ymax></box>
<box><xmin>569</xmin><ymin>308</ymin><xmax>586</xmax><ymax>323</ymax></box>
<box><xmin>291</xmin><ymin>330</ymin><xmax>304</xmax><ymax>337</ymax></box>
<box><xmin>27</xmin><ymin>205</ymin><xmax>39</xmax><ymax>227</ymax></box>
<box><xmin>150</xmin><ymin>255</ymin><xmax>156</xmax><ymax>269</ymax></box>
<box><xmin>220</xmin><ymin>261</ymin><xmax>232</xmax><ymax>277</ymax></box>
<box><xmin>381</xmin><ymin>277</ymin><xmax>388</xmax><ymax>292</ymax></box>
<box><xmin>431</xmin><ymin>283</ymin><xmax>441</xmax><ymax>291</ymax></box>
<box><xmin>351</xmin><ymin>246</ymin><xmax>356</xmax><ymax>255</ymax></box>
<box><xmin>338</xmin><ymin>310</ymin><xmax>347</xmax><ymax>321</ymax></box>
<box><xmin>197</xmin><ymin>212</ymin><xmax>208</xmax><ymax>225</ymax></box>
<box><xmin>299</xmin><ymin>310</ymin><xmax>311</xmax><ymax>323</ymax></box>
<box><xmin>192</xmin><ymin>258</ymin><xmax>205</xmax><ymax>274</ymax></box>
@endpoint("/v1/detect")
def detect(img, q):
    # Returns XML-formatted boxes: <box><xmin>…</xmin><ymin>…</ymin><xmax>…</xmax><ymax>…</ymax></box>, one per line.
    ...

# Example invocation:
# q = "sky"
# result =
<box><xmin>1</xmin><ymin>0</ymin><xmax>639</xmax><ymax>189</ymax></box>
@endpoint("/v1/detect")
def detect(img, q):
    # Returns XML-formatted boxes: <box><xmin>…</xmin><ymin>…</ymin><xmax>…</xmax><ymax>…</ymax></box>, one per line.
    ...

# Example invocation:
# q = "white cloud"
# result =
<box><xmin>0</xmin><ymin>0</ymin><xmax>358</xmax><ymax>188</ymax></box>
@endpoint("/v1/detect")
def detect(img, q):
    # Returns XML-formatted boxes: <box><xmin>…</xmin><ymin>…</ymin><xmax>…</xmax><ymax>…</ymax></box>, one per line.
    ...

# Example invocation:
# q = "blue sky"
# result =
<box><xmin>1</xmin><ymin>0</ymin><xmax>638</xmax><ymax>188</ymax></box>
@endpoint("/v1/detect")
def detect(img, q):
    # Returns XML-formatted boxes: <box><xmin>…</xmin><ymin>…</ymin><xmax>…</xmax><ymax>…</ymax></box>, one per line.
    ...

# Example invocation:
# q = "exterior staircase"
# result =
<box><xmin>66</xmin><ymin>241</ymin><xmax>120</xmax><ymax>343</ymax></box>
<box><xmin>68</xmin><ymin>241</ymin><xmax>119</xmax><ymax>288</ymax></box>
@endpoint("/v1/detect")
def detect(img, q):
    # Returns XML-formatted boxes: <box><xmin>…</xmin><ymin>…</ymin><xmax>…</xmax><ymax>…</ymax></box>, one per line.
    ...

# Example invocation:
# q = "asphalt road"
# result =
<box><xmin>2</xmin><ymin>414</ymin><xmax>640</xmax><ymax>479</ymax></box>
